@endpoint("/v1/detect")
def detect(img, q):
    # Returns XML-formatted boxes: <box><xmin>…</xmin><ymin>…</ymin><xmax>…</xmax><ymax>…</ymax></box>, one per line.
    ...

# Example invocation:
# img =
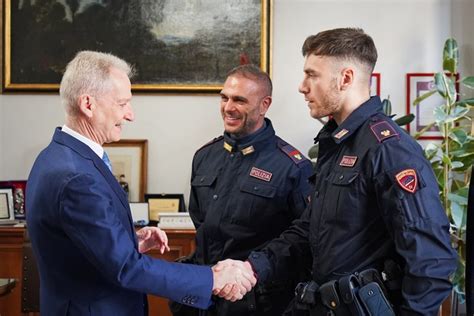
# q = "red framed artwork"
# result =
<box><xmin>370</xmin><ymin>72</ymin><xmax>381</xmax><ymax>96</ymax></box>
<box><xmin>406</xmin><ymin>73</ymin><xmax>459</xmax><ymax>140</ymax></box>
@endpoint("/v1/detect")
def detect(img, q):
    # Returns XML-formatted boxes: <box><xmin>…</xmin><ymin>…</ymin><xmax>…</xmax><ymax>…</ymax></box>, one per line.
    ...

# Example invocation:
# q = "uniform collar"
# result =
<box><xmin>320</xmin><ymin>96</ymin><xmax>383</xmax><ymax>144</ymax></box>
<box><xmin>223</xmin><ymin>118</ymin><xmax>275</xmax><ymax>155</ymax></box>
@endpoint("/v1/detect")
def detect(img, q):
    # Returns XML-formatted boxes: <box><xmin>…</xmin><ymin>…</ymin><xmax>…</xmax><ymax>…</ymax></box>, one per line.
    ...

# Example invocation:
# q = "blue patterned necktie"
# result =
<box><xmin>102</xmin><ymin>151</ymin><xmax>113</xmax><ymax>172</ymax></box>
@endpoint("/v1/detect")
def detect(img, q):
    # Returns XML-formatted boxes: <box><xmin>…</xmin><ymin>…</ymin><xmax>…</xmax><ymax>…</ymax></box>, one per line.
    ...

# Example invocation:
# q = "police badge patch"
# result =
<box><xmin>339</xmin><ymin>155</ymin><xmax>358</xmax><ymax>167</ymax></box>
<box><xmin>395</xmin><ymin>169</ymin><xmax>417</xmax><ymax>193</ymax></box>
<box><xmin>250</xmin><ymin>167</ymin><xmax>273</xmax><ymax>182</ymax></box>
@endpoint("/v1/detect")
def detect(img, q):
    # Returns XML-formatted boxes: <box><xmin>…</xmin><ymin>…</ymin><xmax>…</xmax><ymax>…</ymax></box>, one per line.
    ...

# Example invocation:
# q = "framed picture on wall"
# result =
<box><xmin>3</xmin><ymin>0</ymin><xmax>272</xmax><ymax>93</ymax></box>
<box><xmin>406</xmin><ymin>73</ymin><xmax>459</xmax><ymax>140</ymax></box>
<box><xmin>103</xmin><ymin>140</ymin><xmax>148</xmax><ymax>202</ymax></box>
<box><xmin>370</xmin><ymin>73</ymin><xmax>381</xmax><ymax>96</ymax></box>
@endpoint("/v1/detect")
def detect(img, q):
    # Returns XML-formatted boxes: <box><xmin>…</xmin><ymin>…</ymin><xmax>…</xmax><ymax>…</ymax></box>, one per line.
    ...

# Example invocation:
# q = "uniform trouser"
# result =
<box><xmin>170</xmin><ymin>285</ymin><xmax>294</xmax><ymax>316</ymax></box>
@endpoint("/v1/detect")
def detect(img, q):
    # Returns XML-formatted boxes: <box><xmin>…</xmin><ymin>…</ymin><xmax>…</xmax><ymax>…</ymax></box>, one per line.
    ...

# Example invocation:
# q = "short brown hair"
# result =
<box><xmin>226</xmin><ymin>64</ymin><xmax>272</xmax><ymax>97</ymax></box>
<box><xmin>302</xmin><ymin>28</ymin><xmax>377</xmax><ymax>72</ymax></box>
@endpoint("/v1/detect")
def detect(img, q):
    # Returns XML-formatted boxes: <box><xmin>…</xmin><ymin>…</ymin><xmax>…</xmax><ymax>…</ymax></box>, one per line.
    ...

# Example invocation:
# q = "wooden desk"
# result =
<box><xmin>0</xmin><ymin>227</ymin><xmax>195</xmax><ymax>316</ymax></box>
<box><xmin>0</xmin><ymin>227</ymin><xmax>25</xmax><ymax>316</ymax></box>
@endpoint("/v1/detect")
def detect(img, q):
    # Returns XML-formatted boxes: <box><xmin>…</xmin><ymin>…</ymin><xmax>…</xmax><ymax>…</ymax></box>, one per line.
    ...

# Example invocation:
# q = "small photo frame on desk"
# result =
<box><xmin>129</xmin><ymin>202</ymin><xmax>149</xmax><ymax>226</ymax></box>
<box><xmin>0</xmin><ymin>187</ymin><xmax>15</xmax><ymax>221</ymax></box>
<box><xmin>145</xmin><ymin>194</ymin><xmax>186</xmax><ymax>224</ymax></box>
<box><xmin>0</xmin><ymin>180</ymin><xmax>27</xmax><ymax>219</ymax></box>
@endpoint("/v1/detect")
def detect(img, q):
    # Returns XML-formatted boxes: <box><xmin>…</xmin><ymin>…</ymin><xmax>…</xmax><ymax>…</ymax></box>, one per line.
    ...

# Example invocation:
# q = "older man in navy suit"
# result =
<box><xmin>26</xmin><ymin>51</ymin><xmax>256</xmax><ymax>315</ymax></box>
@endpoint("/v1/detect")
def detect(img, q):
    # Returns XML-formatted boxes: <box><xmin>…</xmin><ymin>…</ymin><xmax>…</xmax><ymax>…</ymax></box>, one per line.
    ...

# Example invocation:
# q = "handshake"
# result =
<box><xmin>211</xmin><ymin>259</ymin><xmax>257</xmax><ymax>301</ymax></box>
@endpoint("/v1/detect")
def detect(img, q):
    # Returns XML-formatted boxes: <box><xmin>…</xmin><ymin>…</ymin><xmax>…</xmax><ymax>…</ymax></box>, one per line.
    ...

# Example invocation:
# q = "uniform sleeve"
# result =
<box><xmin>60</xmin><ymin>173</ymin><xmax>213</xmax><ymax>309</ymax></box>
<box><xmin>287</xmin><ymin>160</ymin><xmax>314</xmax><ymax>219</ymax></box>
<box><xmin>248</xmin><ymin>203</ymin><xmax>313</xmax><ymax>283</ymax></box>
<box><xmin>188</xmin><ymin>154</ymin><xmax>204</xmax><ymax>230</ymax></box>
<box><xmin>373</xmin><ymin>140</ymin><xmax>457</xmax><ymax>315</ymax></box>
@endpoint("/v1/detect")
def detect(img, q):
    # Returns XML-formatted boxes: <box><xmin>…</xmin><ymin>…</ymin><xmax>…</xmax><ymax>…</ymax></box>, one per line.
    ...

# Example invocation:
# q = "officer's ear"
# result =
<box><xmin>259</xmin><ymin>95</ymin><xmax>272</xmax><ymax>116</ymax></box>
<box><xmin>339</xmin><ymin>67</ymin><xmax>354</xmax><ymax>91</ymax></box>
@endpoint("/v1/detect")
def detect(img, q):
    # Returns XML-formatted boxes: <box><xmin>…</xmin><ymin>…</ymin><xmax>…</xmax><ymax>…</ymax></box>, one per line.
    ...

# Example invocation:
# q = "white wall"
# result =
<box><xmin>452</xmin><ymin>0</ymin><xmax>474</xmax><ymax>98</ymax></box>
<box><xmin>0</xmin><ymin>0</ymin><xmax>461</xmax><ymax>207</ymax></box>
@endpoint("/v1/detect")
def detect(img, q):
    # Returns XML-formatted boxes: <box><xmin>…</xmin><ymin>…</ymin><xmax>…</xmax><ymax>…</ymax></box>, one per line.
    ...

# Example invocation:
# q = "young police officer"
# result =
<box><xmin>171</xmin><ymin>65</ymin><xmax>313</xmax><ymax>316</ymax></box>
<box><xmin>217</xmin><ymin>28</ymin><xmax>457</xmax><ymax>315</ymax></box>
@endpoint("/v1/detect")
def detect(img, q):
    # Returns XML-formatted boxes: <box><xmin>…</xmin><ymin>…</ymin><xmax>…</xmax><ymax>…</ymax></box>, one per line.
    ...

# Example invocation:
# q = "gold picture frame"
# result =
<box><xmin>103</xmin><ymin>139</ymin><xmax>148</xmax><ymax>202</ymax></box>
<box><xmin>3</xmin><ymin>0</ymin><xmax>272</xmax><ymax>93</ymax></box>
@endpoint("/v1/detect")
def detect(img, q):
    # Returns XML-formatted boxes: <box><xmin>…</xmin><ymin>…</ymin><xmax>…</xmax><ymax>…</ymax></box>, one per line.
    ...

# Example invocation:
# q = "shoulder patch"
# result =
<box><xmin>277</xmin><ymin>138</ymin><xmax>308</xmax><ymax>165</ymax></box>
<box><xmin>195</xmin><ymin>136</ymin><xmax>223</xmax><ymax>153</ymax></box>
<box><xmin>369</xmin><ymin>120</ymin><xmax>399</xmax><ymax>143</ymax></box>
<box><xmin>395</xmin><ymin>169</ymin><xmax>418</xmax><ymax>193</ymax></box>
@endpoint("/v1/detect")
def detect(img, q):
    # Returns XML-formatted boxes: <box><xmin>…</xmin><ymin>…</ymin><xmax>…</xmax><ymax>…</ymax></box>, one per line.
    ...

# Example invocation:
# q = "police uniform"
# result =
<box><xmin>249</xmin><ymin>97</ymin><xmax>457</xmax><ymax>316</ymax></box>
<box><xmin>172</xmin><ymin>118</ymin><xmax>313</xmax><ymax>316</ymax></box>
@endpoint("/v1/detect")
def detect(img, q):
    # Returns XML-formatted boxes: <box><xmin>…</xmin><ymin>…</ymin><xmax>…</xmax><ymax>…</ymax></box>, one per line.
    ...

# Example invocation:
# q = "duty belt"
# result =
<box><xmin>294</xmin><ymin>268</ymin><xmax>396</xmax><ymax>316</ymax></box>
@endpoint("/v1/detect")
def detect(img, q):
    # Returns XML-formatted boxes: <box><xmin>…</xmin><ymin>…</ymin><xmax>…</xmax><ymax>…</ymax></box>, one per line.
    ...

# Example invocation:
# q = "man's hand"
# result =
<box><xmin>136</xmin><ymin>227</ymin><xmax>170</xmax><ymax>254</ymax></box>
<box><xmin>212</xmin><ymin>259</ymin><xmax>257</xmax><ymax>301</ymax></box>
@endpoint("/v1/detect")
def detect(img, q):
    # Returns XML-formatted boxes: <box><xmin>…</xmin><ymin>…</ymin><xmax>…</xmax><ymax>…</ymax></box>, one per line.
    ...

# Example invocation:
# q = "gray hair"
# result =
<box><xmin>60</xmin><ymin>51</ymin><xmax>135</xmax><ymax>116</ymax></box>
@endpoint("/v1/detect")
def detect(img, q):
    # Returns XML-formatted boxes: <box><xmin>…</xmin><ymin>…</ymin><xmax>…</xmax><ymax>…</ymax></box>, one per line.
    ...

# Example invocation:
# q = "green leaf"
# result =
<box><xmin>455</xmin><ymin>98</ymin><xmax>474</xmax><ymax>107</ymax></box>
<box><xmin>449</xmin><ymin>107</ymin><xmax>470</xmax><ymax>122</ymax></box>
<box><xmin>433</xmin><ymin>105</ymin><xmax>448</xmax><ymax>123</ymax></box>
<box><xmin>460</xmin><ymin>76</ymin><xmax>474</xmax><ymax>89</ymax></box>
<box><xmin>433</xmin><ymin>167</ymin><xmax>444</xmax><ymax>188</ymax></box>
<box><xmin>451</xmin><ymin>180</ymin><xmax>467</xmax><ymax>192</ymax></box>
<box><xmin>443</xmin><ymin>58</ymin><xmax>456</xmax><ymax>74</ymax></box>
<box><xmin>394</xmin><ymin>114</ymin><xmax>414</xmax><ymax>126</ymax></box>
<box><xmin>451</xmin><ymin>149</ymin><xmax>474</xmax><ymax>158</ymax></box>
<box><xmin>424</xmin><ymin>143</ymin><xmax>439</xmax><ymax>160</ymax></box>
<box><xmin>451</xmin><ymin>161</ymin><xmax>464</xmax><ymax>169</ymax></box>
<box><xmin>381</xmin><ymin>98</ymin><xmax>392</xmax><ymax>116</ymax></box>
<box><xmin>451</xmin><ymin>187</ymin><xmax>470</xmax><ymax>205</ymax></box>
<box><xmin>443</xmin><ymin>38</ymin><xmax>459</xmax><ymax>73</ymax></box>
<box><xmin>434</xmin><ymin>72</ymin><xmax>456</xmax><ymax>103</ymax></box>
<box><xmin>413</xmin><ymin>90</ymin><xmax>436</xmax><ymax>105</ymax></box>
<box><xmin>450</xmin><ymin>201</ymin><xmax>465</xmax><ymax>230</ymax></box>
<box><xmin>442</xmin><ymin>154</ymin><xmax>451</xmax><ymax>165</ymax></box>
<box><xmin>449</xmin><ymin>128</ymin><xmax>468</xmax><ymax>145</ymax></box>
<box><xmin>434</xmin><ymin>104</ymin><xmax>470</xmax><ymax>124</ymax></box>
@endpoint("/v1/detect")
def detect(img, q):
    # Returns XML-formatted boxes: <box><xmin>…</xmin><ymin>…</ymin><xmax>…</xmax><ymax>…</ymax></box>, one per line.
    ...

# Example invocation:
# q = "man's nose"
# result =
<box><xmin>223</xmin><ymin>99</ymin><xmax>237</xmax><ymax>112</ymax></box>
<box><xmin>125</xmin><ymin>103</ymin><xmax>135</xmax><ymax>121</ymax></box>
<box><xmin>298</xmin><ymin>81</ymin><xmax>308</xmax><ymax>94</ymax></box>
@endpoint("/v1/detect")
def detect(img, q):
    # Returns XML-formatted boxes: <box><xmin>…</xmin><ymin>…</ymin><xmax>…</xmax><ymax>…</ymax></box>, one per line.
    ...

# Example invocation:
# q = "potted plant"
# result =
<box><xmin>412</xmin><ymin>38</ymin><xmax>474</xmax><ymax>311</ymax></box>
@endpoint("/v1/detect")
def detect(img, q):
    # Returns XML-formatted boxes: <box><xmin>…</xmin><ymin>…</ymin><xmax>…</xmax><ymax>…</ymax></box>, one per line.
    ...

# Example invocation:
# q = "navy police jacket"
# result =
<box><xmin>249</xmin><ymin>97</ymin><xmax>457</xmax><ymax>315</ymax></box>
<box><xmin>189</xmin><ymin>118</ymin><xmax>313</xmax><ymax>266</ymax></box>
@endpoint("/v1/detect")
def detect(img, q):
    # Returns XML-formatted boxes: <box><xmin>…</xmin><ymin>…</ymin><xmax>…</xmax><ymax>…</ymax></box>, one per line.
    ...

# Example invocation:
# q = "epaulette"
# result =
<box><xmin>277</xmin><ymin>138</ymin><xmax>308</xmax><ymax>165</ymax></box>
<box><xmin>369</xmin><ymin>116</ymin><xmax>400</xmax><ymax>143</ymax></box>
<box><xmin>195</xmin><ymin>136</ymin><xmax>223</xmax><ymax>153</ymax></box>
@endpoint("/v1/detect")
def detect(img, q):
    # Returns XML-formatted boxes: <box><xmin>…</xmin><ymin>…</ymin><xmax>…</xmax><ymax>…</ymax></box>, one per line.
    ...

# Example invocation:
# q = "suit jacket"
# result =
<box><xmin>26</xmin><ymin>128</ymin><xmax>212</xmax><ymax>315</ymax></box>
